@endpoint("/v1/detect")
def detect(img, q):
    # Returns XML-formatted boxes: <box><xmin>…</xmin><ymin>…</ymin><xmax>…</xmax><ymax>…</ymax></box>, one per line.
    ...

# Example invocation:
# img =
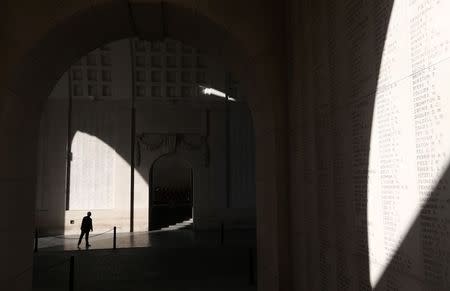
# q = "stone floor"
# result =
<box><xmin>36</xmin><ymin>220</ymin><xmax>256</xmax><ymax>251</ymax></box>
<box><xmin>33</xmin><ymin>222</ymin><xmax>257</xmax><ymax>291</ymax></box>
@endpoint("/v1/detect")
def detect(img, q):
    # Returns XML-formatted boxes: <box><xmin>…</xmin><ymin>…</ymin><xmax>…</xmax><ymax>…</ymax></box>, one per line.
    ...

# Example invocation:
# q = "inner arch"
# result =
<box><xmin>36</xmin><ymin>37</ymin><xmax>257</xmax><ymax>236</ymax></box>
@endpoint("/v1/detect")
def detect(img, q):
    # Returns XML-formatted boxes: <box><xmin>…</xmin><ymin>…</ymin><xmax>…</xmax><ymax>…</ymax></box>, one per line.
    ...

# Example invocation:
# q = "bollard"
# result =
<box><xmin>220</xmin><ymin>222</ymin><xmax>224</xmax><ymax>245</ymax></box>
<box><xmin>69</xmin><ymin>256</ymin><xmax>74</xmax><ymax>291</ymax></box>
<box><xmin>34</xmin><ymin>228</ymin><xmax>38</xmax><ymax>253</ymax></box>
<box><xmin>113</xmin><ymin>226</ymin><xmax>117</xmax><ymax>250</ymax></box>
<box><xmin>249</xmin><ymin>248</ymin><xmax>254</xmax><ymax>285</ymax></box>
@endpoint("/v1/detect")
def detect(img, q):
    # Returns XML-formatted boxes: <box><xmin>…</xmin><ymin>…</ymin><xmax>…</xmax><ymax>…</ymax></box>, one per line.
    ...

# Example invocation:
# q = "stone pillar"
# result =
<box><xmin>0</xmin><ymin>87</ymin><xmax>41</xmax><ymax>290</ymax></box>
<box><xmin>248</xmin><ymin>54</ymin><xmax>291</xmax><ymax>291</ymax></box>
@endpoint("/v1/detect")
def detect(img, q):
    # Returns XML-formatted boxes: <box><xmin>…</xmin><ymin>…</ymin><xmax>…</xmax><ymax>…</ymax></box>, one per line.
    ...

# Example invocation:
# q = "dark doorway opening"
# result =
<box><xmin>149</xmin><ymin>154</ymin><xmax>193</xmax><ymax>230</ymax></box>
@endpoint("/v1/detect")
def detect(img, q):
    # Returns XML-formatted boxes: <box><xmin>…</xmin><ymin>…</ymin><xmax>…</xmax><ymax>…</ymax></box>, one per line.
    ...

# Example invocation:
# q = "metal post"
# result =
<box><xmin>220</xmin><ymin>222</ymin><xmax>224</xmax><ymax>245</ymax></box>
<box><xmin>249</xmin><ymin>248</ymin><xmax>254</xmax><ymax>285</ymax></box>
<box><xmin>65</xmin><ymin>70</ymin><xmax>73</xmax><ymax>210</ymax></box>
<box><xmin>225</xmin><ymin>73</ymin><xmax>231</xmax><ymax>208</ymax></box>
<box><xmin>129</xmin><ymin>39</ymin><xmax>136</xmax><ymax>233</ymax></box>
<box><xmin>34</xmin><ymin>228</ymin><xmax>38</xmax><ymax>253</ymax></box>
<box><xmin>113</xmin><ymin>226</ymin><xmax>117</xmax><ymax>250</ymax></box>
<box><xmin>69</xmin><ymin>256</ymin><xmax>75</xmax><ymax>291</ymax></box>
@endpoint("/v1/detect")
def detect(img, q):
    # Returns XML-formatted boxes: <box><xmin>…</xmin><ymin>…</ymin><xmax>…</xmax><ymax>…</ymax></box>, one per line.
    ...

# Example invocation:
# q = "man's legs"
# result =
<box><xmin>85</xmin><ymin>231</ymin><xmax>90</xmax><ymax>247</ymax></box>
<box><xmin>77</xmin><ymin>231</ymin><xmax>85</xmax><ymax>246</ymax></box>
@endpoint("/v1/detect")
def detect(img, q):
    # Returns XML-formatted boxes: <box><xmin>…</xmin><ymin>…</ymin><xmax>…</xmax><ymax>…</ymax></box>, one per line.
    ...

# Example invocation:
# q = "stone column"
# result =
<box><xmin>0</xmin><ymin>87</ymin><xmax>41</xmax><ymax>290</ymax></box>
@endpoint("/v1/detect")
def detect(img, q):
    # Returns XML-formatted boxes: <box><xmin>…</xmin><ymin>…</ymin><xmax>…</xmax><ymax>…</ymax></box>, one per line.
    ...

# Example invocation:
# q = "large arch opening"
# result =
<box><xmin>35</xmin><ymin>36</ymin><xmax>257</xmax><ymax>239</ymax></box>
<box><xmin>3</xmin><ymin>1</ymin><xmax>288</xmax><ymax>290</ymax></box>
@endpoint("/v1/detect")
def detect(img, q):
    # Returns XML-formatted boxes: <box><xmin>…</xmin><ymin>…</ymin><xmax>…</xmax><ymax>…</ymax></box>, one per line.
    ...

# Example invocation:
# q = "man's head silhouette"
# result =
<box><xmin>87</xmin><ymin>211</ymin><xmax>91</xmax><ymax>217</ymax></box>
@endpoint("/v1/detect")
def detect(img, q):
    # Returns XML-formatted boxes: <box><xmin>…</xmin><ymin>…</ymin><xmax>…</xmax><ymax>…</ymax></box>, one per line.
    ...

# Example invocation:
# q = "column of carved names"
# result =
<box><xmin>410</xmin><ymin>0</ymin><xmax>450</xmax><ymax>286</ymax></box>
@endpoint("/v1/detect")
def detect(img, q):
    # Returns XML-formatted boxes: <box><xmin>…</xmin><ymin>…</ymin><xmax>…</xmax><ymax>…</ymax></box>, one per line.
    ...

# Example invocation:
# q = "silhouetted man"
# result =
<box><xmin>77</xmin><ymin>211</ymin><xmax>93</xmax><ymax>248</ymax></box>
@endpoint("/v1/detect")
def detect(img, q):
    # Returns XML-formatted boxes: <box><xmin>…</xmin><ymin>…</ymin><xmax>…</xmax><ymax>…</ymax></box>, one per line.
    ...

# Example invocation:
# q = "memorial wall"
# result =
<box><xmin>289</xmin><ymin>0</ymin><xmax>450</xmax><ymax>290</ymax></box>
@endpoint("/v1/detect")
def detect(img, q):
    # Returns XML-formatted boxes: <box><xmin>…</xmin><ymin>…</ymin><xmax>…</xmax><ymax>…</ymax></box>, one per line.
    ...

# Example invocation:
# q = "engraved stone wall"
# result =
<box><xmin>289</xmin><ymin>0</ymin><xmax>450</xmax><ymax>290</ymax></box>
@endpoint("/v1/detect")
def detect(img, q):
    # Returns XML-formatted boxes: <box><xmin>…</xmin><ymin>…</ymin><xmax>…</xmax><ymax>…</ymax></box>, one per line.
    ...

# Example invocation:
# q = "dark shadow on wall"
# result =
<box><xmin>291</xmin><ymin>0</ymin><xmax>394</xmax><ymax>290</ymax></box>
<box><xmin>331</xmin><ymin>1</ymin><xmax>394</xmax><ymax>290</ymax></box>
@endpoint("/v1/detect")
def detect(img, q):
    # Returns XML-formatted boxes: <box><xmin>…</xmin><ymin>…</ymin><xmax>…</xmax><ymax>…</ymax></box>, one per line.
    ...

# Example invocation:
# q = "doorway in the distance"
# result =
<box><xmin>149</xmin><ymin>154</ymin><xmax>193</xmax><ymax>230</ymax></box>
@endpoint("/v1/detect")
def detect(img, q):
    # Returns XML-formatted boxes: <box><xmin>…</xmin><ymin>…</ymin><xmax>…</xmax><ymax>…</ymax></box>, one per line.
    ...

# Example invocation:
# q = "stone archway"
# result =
<box><xmin>137</xmin><ymin>132</ymin><xmax>207</xmax><ymax>231</ymax></box>
<box><xmin>1</xmin><ymin>1</ymin><xmax>289</xmax><ymax>290</ymax></box>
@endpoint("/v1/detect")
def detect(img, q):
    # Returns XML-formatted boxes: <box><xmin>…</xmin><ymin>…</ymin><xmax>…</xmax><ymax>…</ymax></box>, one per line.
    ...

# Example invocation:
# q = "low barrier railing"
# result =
<box><xmin>34</xmin><ymin>226</ymin><xmax>118</xmax><ymax>252</ymax></box>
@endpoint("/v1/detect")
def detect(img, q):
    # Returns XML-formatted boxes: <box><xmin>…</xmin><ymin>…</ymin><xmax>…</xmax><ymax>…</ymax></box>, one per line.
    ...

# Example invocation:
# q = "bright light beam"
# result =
<box><xmin>199</xmin><ymin>85</ymin><xmax>236</xmax><ymax>102</ymax></box>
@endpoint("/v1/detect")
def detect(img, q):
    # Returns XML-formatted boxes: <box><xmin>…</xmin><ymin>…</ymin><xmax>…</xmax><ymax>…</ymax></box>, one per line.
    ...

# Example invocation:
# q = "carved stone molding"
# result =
<box><xmin>137</xmin><ymin>134</ymin><xmax>177</xmax><ymax>152</ymax></box>
<box><xmin>136</xmin><ymin>133</ymin><xmax>209</xmax><ymax>167</ymax></box>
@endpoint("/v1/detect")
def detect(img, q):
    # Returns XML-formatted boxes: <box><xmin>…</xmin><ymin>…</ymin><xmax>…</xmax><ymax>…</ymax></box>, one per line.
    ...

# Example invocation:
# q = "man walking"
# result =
<box><xmin>77</xmin><ymin>211</ymin><xmax>93</xmax><ymax>248</ymax></box>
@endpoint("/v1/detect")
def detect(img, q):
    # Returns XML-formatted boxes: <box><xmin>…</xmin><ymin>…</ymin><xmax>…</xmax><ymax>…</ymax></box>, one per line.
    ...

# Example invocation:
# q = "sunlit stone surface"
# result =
<box><xmin>368</xmin><ymin>0</ymin><xmax>450</xmax><ymax>287</ymax></box>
